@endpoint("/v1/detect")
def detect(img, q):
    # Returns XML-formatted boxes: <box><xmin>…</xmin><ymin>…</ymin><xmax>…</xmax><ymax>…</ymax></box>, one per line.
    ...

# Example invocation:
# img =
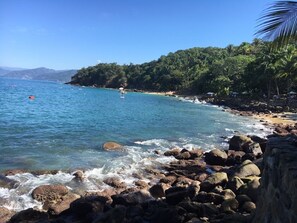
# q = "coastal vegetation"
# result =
<box><xmin>70</xmin><ymin>40</ymin><xmax>297</xmax><ymax>99</ymax></box>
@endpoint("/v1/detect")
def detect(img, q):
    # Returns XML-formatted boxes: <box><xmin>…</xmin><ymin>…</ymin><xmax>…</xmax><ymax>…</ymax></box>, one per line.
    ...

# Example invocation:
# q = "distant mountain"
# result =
<box><xmin>0</xmin><ymin>68</ymin><xmax>12</xmax><ymax>76</ymax></box>
<box><xmin>3</xmin><ymin>67</ymin><xmax>77</xmax><ymax>83</ymax></box>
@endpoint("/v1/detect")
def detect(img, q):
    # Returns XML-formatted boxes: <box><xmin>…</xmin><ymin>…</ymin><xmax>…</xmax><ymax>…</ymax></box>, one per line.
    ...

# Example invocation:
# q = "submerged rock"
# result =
<box><xmin>102</xmin><ymin>141</ymin><xmax>123</xmax><ymax>151</ymax></box>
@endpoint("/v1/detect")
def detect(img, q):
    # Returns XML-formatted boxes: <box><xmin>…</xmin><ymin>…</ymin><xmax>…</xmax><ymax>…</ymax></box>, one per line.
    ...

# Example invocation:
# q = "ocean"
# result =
<box><xmin>0</xmin><ymin>78</ymin><xmax>270</xmax><ymax>211</ymax></box>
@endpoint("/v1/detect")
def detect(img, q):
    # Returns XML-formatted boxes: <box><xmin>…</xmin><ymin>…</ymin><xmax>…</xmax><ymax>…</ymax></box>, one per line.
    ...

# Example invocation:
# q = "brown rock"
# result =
<box><xmin>48</xmin><ymin>192</ymin><xmax>80</xmax><ymax>215</ymax></box>
<box><xmin>134</xmin><ymin>180</ymin><xmax>149</xmax><ymax>189</ymax></box>
<box><xmin>102</xmin><ymin>141</ymin><xmax>123</xmax><ymax>151</ymax></box>
<box><xmin>205</xmin><ymin>149</ymin><xmax>228</xmax><ymax>165</ymax></box>
<box><xmin>200</xmin><ymin>172</ymin><xmax>228</xmax><ymax>191</ymax></box>
<box><xmin>0</xmin><ymin>207</ymin><xmax>15</xmax><ymax>223</ymax></box>
<box><xmin>103</xmin><ymin>177</ymin><xmax>127</xmax><ymax>189</ymax></box>
<box><xmin>32</xmin><ymin>184</ymin><xmax>69</xmax><ymax>203</ymax></box>
<box><xmin>229</xmin><ymin>135</ymin><xmax>252</xmax><ymax>151</ymax></box>
<box><xmin>0</xmin><ymin>174</ymin><xmax>18</xmax><ymax>189</ymax></box>
<box><xmin>233</xmin><ymin>160</ymin><xmax>261</xmax><ymax>178</ymax></box>
<box><xmin>73</xmin><ymin>170</ymin><xmax>85</xmax><ymax>182</ymax></box>
<box><xmin>160</xmin><ymin>175</ymin><xmax>177</xmax><ymax>185</ymax></box>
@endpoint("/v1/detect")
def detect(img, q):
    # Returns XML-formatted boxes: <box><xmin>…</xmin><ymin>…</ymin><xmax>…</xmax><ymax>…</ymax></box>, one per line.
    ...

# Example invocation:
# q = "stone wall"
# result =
<box><xmin>252</xmin><ymin>135</ymin><xmax>297</xmax><ymax>223</ymax></box>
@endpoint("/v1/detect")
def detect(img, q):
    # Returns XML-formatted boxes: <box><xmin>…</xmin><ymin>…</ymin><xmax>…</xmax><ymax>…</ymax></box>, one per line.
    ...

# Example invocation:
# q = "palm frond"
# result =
<box><xmin>256</xmin><ymin>1</ymin><xmax>297</xmax><ymax>48</ymax></box>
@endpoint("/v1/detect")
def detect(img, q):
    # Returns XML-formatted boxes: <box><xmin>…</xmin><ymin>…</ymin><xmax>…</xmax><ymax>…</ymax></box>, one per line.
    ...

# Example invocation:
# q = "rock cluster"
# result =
<box><xmin>2</xmin><ymin>135</ymin><xmax>268</xmax><ymax>223</ymax></box>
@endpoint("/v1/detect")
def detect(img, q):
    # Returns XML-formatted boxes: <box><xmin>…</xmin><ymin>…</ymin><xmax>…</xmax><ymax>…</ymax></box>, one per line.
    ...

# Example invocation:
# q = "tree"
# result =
<box><xmin>256</xmin><ymin>1</ymin><xmax>297</xmax><ymax>48</ymax></box>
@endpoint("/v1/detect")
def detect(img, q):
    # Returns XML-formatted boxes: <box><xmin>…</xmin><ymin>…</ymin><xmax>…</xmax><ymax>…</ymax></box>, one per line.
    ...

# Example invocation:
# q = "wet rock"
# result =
<box><xmin>47</xmin><ymin>192</ymin><xmax>80</xmax><ymax>215</ymax></box>
<box><xmin>205</xmin><ymin>149</ymin><xmax>228</xmax><ymax>166</ymax></box>
<box><xmin>149</xmin><ymin>183</ymin><xmax>169</xmax><ymax>198</ymax></box>
<box><xmin>103</xmin><ymin>177</ymin><xmax>127</xmax><ymax>189</ymax></box>
<box><xmin>102</xmin><ymin>141</ymin><xmax>123</xmax><ymax>151</ymax></box>
<box><xmin>164</xmin><ymin>148</ymin><xmax>180</xmax><ymax>157</ymax></box>
<box><xmin>200</xmin><ymin>172</ymin><xmax>228</xmax><ymax>192</ymax></box>
<box><xmin>3</xmin><ymin>169</ymin><xmax>26</xmax><ymax>176</ymax></box>
<box><xmin>31</xmin><ymin>184</ymin><xmax>69</xmax><ymax>203</ymax></box>
<box><xmin>9</xmin><ymin>208</ymin><xmax>49</xmax><ymax>223</ymax></box>
<box><xmin>0</xmin><ymin>207</ymin><xmax>15</xmax><ymax>223</ymax></box>
<box><xmin>232</xmin><ymin>160</ymin><xmax>261</xmax><ymax>178</ymax></box>
<box><xmin>85</xmin><ymin>188</ymin><xmax>117</xmax><ymax>204</ymax></box>
<box><xmin>0</xmin><ymin>174</ymin><xmax>19</xmax><ymax>189</ymax></box>
<box><xmin>229</xmin><ymin>135</ymin><xmax>252</xmax><ymax>151</ymax></box>
<box><xmin>73</xmin><ymin>170</ymin><xmax>85</xmax><ymax>182</ymax></box>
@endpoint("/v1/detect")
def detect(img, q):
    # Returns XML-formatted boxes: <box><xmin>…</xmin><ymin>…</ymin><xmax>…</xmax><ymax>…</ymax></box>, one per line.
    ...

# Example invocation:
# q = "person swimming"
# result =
<box><xmin>28</xmin><ymin>95</ymin><xmax>35</xmax><ymax>100</ymax></box>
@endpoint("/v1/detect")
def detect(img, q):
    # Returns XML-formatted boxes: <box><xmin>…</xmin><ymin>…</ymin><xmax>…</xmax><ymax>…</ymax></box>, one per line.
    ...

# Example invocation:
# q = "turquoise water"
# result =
<box><xmin>0</xmin><ymin>78</ymin><xmax>269</xmax><ymax>171</ymax></box>
<box><xmin>0</xmin><ymin>78</ymin><xmax>271</xmax><ymax>211</ymax></box>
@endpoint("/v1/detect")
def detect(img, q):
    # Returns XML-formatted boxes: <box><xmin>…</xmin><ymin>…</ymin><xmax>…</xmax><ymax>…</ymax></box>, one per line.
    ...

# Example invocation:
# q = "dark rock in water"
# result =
<box><xmin>232</xmin><ymin>160</ymin><xmax>261</xmax><ymax>179</ymax></box>
<box><xmin>31</xmin><ymin>184</ymin><xmax>69</xmax><ymax>203</ymax></box>
<box><xmin>3</xmin><ymin>169</ymin><xmax>26</xmax><ymax>176</ymax></box>
<box><xmin>0</xmin><ymin>174</ymin><xmax>19</xmax><ymax>189</ymax></box>
<box><xmin>103</xmin><ymin>177</ymin><xmax>127</xmax><ymax>189</ymax></box>
<box><xmin>205</xmin><ymin>149</ymin><xmax>228</xmax><ymax>166</ymax></box>
<box><xmin>0</xmin><ymin>207</ymin><xmax>15</xmax><ymax>223</ymax></box>
<box><xmin>102</xmin><ymin>141</ymin><xmax>123</xmax><ymax>151</ymax></box>
<box><xmin>200</xmin><ymin>172</ymin><xmax>228</xmax><ymax>192</ymax></box>
<box><xmin>9</xmin><ymin>208</ymin><xmax>48</xmax><ymax>223</ymax></box>
<box><xmin>229</xmin><ymin>135</ymin><xmax>252</xmax><ymax>151</ymax></box>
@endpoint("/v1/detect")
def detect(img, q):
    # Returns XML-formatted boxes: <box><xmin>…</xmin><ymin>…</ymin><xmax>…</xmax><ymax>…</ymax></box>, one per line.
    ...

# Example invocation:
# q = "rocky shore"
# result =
<box><xmin>1</xmin><ymin>122</ymin><xmax>297</xmax><ymax>223</ymax></box>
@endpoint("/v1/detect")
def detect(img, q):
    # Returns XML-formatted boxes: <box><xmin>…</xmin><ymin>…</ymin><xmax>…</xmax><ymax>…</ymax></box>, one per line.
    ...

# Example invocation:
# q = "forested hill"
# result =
<box><xmin>70</xmin><ymin>39</ymin><xmax>297</xmax><ymax>97</ymax></box>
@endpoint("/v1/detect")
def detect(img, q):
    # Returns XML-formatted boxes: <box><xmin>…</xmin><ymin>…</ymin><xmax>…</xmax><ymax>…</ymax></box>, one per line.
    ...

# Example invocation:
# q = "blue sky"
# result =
<box><xmin>0</xmin><ymin>0</ymin><xmax>272</xmax><ymax>70</ymax></box>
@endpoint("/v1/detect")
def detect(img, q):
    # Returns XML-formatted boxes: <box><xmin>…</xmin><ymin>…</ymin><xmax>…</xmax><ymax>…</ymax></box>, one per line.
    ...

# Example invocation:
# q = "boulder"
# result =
<box><xmin>226</xmin><ymin>150</ymin><xmax>246</xmax><ymax>165</ymax></box>
<box><xmin>229</xmin><ymin>135</ymin><xmax>252</xmax><ymax>151</ymax></box>
<box><xmin>221</xmin><ymin>198</ymin><xmax>239</xmax><ymax>213</ymax></box>
<box><xmin>188</xmin><ymin>148</ymin><xmax>204</xmax><ymax>159</ymax></box>
<box><xmin>232</xmin><ymin>160</ymin><xmax>261</xmax><ymax>178</ymax></box>
<box><xmin>200</xmin><ymin>172</ymin><xmax>228</xmax><ymax>191</ymax></box>
<box><xmin>175</xmin><ymin>151</ymin><xmax>191</xmax><ymax>160</ymax></box>
<box><xmin>134</xmin><ymin>180</ymin><xmax>149</xmax><ymax>189</ymax></box>
<box><xmin>194</xmin><ymin>191</ymin><xmax>224</xmax><ymax>204</ymax></box>
<box><xmin>227</xmin><ymin>176</ymin><xmax>245</xmax><ymax>193</ymax></box>
<box><xmin>238</xmin><ymin>177</ymin><xmax>260</xmax><ymax>202</ymax></box>
<box><xmin>102</xmin><ymin>141</ymin><xmax>123</xmax><ymax>151</ymax></box>
<box><xmin>73</xmin><ymin>170</ymin><xmax>85</xmax><ymax>182</ymax></box>
<box><xmin>160</xmin><ymin>175</ymin><xmax>177</xmax><ymax>185</ymax></box>
<box><xmin>31</xmin><ymin>184</ymin><xmax>69</xmax><ymax>203</ymax></box>
<box><xmin>205</xmin><ymin>149</ymin><xmax>228</xmax><ymax>165</ymax></box>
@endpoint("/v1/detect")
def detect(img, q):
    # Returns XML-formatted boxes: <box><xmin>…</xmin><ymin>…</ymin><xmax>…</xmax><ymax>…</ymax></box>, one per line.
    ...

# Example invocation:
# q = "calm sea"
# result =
<box><xmin>0</xmin><ymin>78</ymin><xmax>270</xmax><ymax>211</ymax></box>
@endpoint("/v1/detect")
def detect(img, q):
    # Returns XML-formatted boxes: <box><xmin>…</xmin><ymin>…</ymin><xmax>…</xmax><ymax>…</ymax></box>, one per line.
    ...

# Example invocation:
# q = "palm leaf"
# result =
<box><xmin>256</xmin><ymin>1</ymin><xmax>297</xmax><ymax>48</ymax></box>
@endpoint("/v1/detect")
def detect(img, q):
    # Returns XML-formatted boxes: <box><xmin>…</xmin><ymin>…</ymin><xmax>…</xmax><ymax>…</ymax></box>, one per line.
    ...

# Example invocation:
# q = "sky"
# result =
<box><xmin>0</xmin><ymin>0</ymin><xmax>273</xmax><ymax>70</ymax></box>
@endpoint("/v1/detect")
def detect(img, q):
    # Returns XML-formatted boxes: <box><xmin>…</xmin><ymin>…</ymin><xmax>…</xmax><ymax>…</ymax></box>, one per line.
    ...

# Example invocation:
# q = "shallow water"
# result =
<box><xmin>0</xmin><ymin>77</ymin><xmax>271</xmax><ymax>211</ymax></box>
